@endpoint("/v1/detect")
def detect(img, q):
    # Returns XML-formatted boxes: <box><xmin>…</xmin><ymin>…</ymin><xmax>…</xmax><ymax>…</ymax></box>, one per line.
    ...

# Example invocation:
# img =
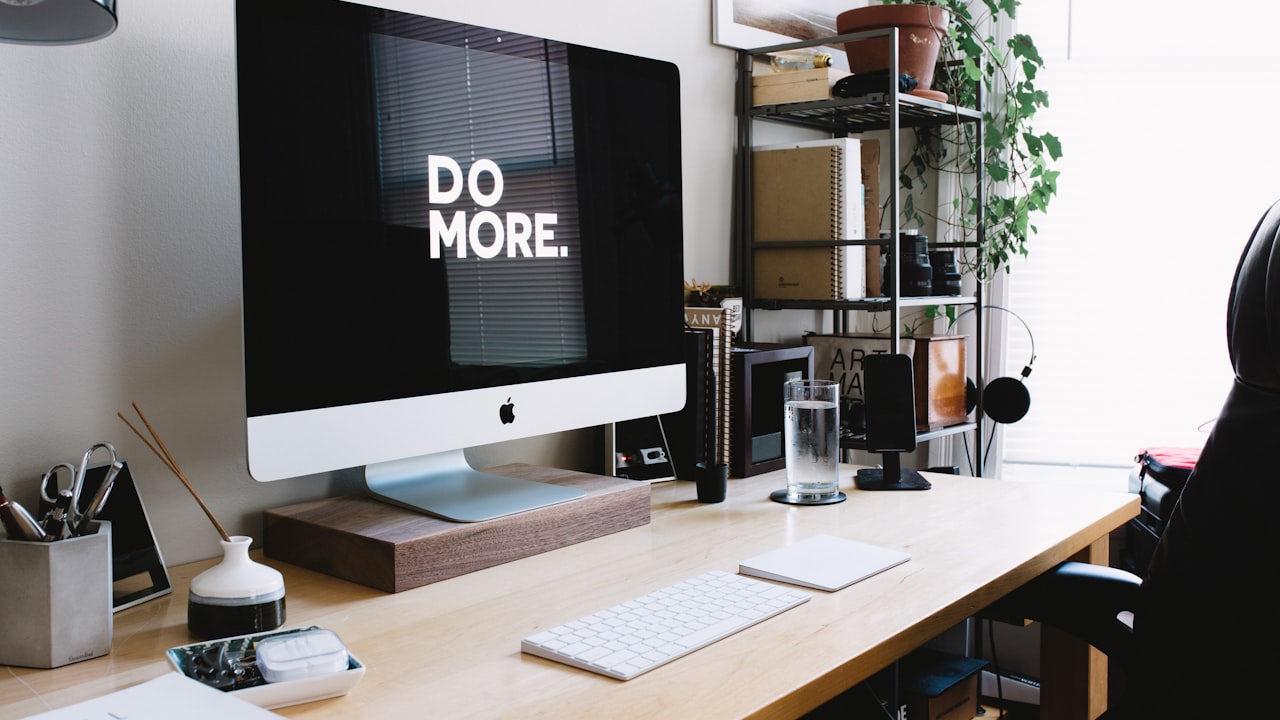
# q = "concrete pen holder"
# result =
<box><xmin>0</xmin><ymin>524</ymin><xmax>112</xmax><ymax>668</ymax></box>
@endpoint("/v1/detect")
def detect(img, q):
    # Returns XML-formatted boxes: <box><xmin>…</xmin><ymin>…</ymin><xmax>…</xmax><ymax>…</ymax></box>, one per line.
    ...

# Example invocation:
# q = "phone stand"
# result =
<box><xmin>856</xmin><ymin>353</ymin><xmax>931</xmax><ymax>492</ymax></box>
<box><xmin>855</xmin><ymin>452</ymin><xmax>931</xmax><ymax>491</ymax></box>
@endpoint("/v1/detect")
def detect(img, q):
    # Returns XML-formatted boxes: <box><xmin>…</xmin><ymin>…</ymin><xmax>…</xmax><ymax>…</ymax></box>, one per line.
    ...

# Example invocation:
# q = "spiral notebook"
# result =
<box><xmin>739</xmin><ymin>534</ymin><xmax>910</xmax><ymax>592</ymax></box>
<box><xmin>752</xmin><ymin>139</ymin><xmax>865</xmax><ymax>301</ymax></box>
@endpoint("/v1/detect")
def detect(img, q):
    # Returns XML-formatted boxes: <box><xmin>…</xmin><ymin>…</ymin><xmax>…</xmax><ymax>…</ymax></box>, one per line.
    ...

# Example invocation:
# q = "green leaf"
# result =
<box><xmin>879</xmin><ymin>0</ymin><xmax>1058</xmax><ymax>279</ymax></box>
<box><xmin>1010</xmin><ymin>34</ymin><xmax>1043</xmax><ymax>65</ymax></box>
<box><xmin>1041</xmin><ymin>132</ymin><xmax>1063</xmax><ymax>160</ymax></box>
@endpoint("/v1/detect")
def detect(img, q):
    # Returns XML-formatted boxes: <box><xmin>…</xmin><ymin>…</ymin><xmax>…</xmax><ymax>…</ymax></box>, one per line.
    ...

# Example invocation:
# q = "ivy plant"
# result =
<box><xmin>882</xmin><ymin>0</ymin><xmax>1061</xmax><ymax>283</ymax></box>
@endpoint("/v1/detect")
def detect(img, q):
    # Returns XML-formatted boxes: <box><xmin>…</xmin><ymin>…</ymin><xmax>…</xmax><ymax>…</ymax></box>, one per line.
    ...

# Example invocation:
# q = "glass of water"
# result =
<box><xmin>777</xmin><ymin>378</ymin><xmax>844</xmax><ymax>505</ymax></box>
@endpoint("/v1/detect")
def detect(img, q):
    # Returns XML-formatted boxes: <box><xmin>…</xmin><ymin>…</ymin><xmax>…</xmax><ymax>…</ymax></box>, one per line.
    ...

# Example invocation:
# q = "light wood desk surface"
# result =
<box><xmin>2</xmin><ymin>467</ymin><xmax>1137</xmax><ymax>720</ymax></box>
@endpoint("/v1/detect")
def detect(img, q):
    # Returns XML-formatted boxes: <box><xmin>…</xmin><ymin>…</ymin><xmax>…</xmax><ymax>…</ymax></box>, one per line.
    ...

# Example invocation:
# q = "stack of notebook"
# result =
<box><xmin>752</xmin><ymin>138</ymin><xmax>868</xmax><ymax>301</ymax></box>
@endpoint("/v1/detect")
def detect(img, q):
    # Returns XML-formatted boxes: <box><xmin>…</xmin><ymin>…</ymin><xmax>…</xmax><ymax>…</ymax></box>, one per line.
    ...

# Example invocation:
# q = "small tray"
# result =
<box><xmin>166</xmin><ymin>626</ymin><xmax>364</xmax><ymax>709</ymax></box>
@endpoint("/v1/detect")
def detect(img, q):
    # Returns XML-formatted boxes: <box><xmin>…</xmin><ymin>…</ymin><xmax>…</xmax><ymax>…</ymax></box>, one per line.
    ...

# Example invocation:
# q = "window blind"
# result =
<box><xmin>1001</xmin><ymin>3</ymin><xmax>1280</xmax><ymax>473</ymax></box>
<box><xmin>370</xmin><ymin>19</ymin><xmax>586</xmax><ymax>367</ymax></box>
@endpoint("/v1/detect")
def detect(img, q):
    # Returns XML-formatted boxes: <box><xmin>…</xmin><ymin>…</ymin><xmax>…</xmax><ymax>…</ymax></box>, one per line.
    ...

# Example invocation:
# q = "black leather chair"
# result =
<box><xmin>988</xmin><ymin>200</ymin><xmax>1280</xmax><ymax>718</ymax></box>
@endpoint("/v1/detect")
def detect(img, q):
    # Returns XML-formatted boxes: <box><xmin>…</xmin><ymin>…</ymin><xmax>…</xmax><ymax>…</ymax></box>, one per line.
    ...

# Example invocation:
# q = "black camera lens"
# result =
<box><xmin>929</xmin><ymin>250</ymin><xmax>962</xmax><ymax>295</ymax></box>
<box><xmin>898</xmin><ymin>234</ymin><xmax>932</xmax><ymax>296</ymax></box>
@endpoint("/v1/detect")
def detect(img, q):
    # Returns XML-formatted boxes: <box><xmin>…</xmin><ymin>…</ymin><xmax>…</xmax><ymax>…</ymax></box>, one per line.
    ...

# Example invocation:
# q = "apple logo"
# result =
<box><xmin>499</xmin><ymin>397</ymin><xmax>516</xmax><ymax>424</ymax></box>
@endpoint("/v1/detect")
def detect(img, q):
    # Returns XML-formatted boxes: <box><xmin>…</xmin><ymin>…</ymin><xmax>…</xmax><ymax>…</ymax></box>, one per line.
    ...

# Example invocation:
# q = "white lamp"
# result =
<box><xmin>0</xmin><ymin>0</ymin><xmax>116</xmax><ymax>45</ymax></box>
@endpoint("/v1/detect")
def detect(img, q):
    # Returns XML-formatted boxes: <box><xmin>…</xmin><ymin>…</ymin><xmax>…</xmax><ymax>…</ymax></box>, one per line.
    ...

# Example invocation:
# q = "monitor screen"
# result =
<box><xmin>235</xmin><ymin>0</ymin><xmax>686</xmax><ymax>521</ymax></box>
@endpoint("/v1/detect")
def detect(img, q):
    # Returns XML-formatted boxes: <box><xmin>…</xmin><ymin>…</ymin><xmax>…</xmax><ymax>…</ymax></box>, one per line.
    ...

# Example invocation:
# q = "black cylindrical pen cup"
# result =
<box><xmin>695</xmin><ymin>462</ymin><xmax>728</xmax><ymax>503</ymax></box>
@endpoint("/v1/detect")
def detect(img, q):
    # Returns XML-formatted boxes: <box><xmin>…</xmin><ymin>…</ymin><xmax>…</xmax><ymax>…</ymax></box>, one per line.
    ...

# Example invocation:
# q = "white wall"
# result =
<box><xmin>0</xmin><ymin>0</ymin><xmax>739</xmax><ymax>564</ymax></box>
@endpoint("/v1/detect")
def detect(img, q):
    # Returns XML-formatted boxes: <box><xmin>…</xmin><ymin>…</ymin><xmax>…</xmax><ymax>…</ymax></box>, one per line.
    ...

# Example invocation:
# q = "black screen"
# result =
<box><xmin>236</xmin><ymin>0</ymin><xmax>684</xmax><ymax>419</ymax></box>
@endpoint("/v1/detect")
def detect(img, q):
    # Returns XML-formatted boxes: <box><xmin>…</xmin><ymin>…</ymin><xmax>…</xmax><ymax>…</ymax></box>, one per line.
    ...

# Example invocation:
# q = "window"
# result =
<box><xmin>998</xmin><ymin>1</ymin><xmax>1280</xmax><ymax>485</ymax></box>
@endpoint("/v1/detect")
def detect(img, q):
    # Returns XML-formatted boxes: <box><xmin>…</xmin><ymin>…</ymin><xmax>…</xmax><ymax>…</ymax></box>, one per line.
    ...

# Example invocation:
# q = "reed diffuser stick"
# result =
<box><xmin>118</xmin><ymin>402</ymin><xmax>231</xmax><ymax>542</ymax></box>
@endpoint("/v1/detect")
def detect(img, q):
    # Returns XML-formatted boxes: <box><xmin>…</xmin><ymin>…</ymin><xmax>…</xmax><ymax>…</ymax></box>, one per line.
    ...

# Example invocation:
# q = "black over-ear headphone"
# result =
<box><xmin>948</xmin><ymin>305</ymin><xmax>1036</xmax><ymax>424</ymax></box>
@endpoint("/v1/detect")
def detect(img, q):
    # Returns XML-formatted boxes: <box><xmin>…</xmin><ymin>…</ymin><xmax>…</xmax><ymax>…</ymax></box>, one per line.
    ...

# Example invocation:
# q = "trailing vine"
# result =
<box><xmin>882</xmin><ymin>0</ymin><xmax>1061</xmax><ymax>282</ymax></box>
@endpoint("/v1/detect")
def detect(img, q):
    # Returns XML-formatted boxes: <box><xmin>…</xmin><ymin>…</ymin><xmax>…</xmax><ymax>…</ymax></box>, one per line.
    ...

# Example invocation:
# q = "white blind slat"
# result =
<box><xmin>370</xmin><ymin>25</ymin><xmax>586</xmax><ymax>367</ymax></box>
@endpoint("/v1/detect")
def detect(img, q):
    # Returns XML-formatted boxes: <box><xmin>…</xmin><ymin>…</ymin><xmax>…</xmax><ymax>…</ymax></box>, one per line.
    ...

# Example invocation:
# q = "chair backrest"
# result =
<box><xmin>1131</xmin><ymin>200</ymin><xmax>1280</xmax><ymax>716</ymax></box>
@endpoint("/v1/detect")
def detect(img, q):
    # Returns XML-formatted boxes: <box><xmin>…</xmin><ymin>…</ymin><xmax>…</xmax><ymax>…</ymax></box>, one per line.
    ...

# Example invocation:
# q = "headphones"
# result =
<box><xmin>948</xmin><ymin>305</ymin><xmax>1036</xmax><ymax>424</ymax></box>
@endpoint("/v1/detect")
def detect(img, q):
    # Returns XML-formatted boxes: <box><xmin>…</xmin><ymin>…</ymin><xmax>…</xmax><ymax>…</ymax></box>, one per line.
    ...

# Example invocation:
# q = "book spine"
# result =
<box><xmin>828</xmin><ymin>146</ymin><xmax>843</xmax><ymax>301</ymax></box>
<box><xmin>718</xmin><ymin>304</ymin><xmax>736</xmax><ymax>465</ymax></box>
<box><xmin>682</xmin><ymin>307</ymin><xmax>736</xmax><ymax>466</ymax></box>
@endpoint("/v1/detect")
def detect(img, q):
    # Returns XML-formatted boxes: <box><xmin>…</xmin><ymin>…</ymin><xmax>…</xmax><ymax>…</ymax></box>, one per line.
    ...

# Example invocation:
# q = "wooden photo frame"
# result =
<box><xmin>729</xmin><ymin>343</ymin><xmax>814</xmax><ymax>478</ymax></box>
<box><xmin>712</xmin><ymin>0</ymin><xmax>866</xmax><ymax>53</ymax></box>
<box><xmin>79</xmin><ymin>461</ymin><xmax>173</xmax><ymax>611</ymax></box>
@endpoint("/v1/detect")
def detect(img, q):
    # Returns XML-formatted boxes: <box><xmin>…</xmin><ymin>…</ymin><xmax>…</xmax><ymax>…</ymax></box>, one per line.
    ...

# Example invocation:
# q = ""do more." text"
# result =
<box><xmin>426</xmin><ymin>154</ymin><xmax>566</xmax><ymax>260</ymax></box>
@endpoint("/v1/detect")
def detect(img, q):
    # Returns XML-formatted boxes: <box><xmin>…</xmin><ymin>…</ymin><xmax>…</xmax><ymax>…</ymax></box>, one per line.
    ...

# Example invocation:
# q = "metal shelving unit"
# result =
<box><xmin>733</xmin><ymin>27</ymin><xmax>989</xmax><ymax>472</ymax></box>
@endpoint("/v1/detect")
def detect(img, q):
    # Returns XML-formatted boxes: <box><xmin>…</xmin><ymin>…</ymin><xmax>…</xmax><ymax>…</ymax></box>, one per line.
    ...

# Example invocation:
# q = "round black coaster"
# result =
<box><xmin>769</xmin><ymin>489</ymin><xmax>847</xmax><ymax>505</ymax></box>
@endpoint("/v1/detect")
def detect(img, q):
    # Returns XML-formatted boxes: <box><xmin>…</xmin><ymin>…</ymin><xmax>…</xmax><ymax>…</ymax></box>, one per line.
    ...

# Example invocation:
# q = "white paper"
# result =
<box><xmin>24</xmin><ymin>672</ymin><xmax>282</xmax><ymax>720</ymax></box>
<box><xmin>739</xmin><ymin>534</ymin><xmax>910</xmax><ymax>591</ymax></box>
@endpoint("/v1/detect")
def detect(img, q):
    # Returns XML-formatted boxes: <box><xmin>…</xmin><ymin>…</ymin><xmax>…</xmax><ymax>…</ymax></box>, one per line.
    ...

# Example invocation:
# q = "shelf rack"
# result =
<box><xmin>732</xmin><ymin>28</ymin><xmax>990</xmax><ymax>473</ymax></box>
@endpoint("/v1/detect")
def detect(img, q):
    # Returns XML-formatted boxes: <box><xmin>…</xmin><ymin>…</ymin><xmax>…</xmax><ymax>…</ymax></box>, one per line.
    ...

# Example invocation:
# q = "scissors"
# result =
<box><xmin>39</xmin><ymin>442</ymin><xmax>121</xmax><ymax>538</ymax></box>
<box><xmin>39</xmin><ymin>462</ymin><xmax>82</xmax><ymax>516</ymax></box>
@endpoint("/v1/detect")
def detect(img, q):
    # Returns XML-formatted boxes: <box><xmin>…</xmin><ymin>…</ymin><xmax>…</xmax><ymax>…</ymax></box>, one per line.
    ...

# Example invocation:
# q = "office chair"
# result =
<box><xmin>987</xmin><ymin>199</ymin><xmax>1280</xmax><ymax>718</ymax></box>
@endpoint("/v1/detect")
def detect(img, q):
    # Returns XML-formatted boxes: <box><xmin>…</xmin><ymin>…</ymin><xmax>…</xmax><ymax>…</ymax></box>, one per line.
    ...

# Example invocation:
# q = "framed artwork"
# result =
<box><xmin>712</xmin><ymin>0</ymin><xmax>868</xmax><ymax>51</ymax></box>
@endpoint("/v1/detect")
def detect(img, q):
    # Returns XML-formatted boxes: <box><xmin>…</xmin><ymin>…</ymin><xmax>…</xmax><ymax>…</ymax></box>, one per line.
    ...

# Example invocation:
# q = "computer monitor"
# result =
<box><xmin>235</xmin><ymin>0</ymin><xmax>686</xmax><ymax>522</ymax></box>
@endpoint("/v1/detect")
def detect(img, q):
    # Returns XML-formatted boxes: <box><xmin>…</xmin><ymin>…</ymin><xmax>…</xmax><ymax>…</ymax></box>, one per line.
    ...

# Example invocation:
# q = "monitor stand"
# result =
<box><xmin>364</xmin><ymin>449</ymin><xmax>586</xmax><ymax>522</ymax></box>
<box><xmin>855</xmin><ymin>452</ymin><xmax>931</xmax><ymax>491</ymax></box>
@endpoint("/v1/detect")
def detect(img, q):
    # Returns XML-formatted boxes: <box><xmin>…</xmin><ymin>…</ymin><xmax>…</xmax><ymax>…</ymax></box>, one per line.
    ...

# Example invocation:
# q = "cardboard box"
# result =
<box><xmin>902</xmin><ymin>649</ymin><xmax>987</xmax><ymax>720</ymax></box>
<box><xmin>804</xmin><ymin>333</ymin><xmax>969</xmax><ymax>431</ymax></box>
<box><xmin>751</xmin><ymin>66</ymin><xmax>848</xmax><ymax>106</ymax></box>
<box><xmin>908</xmin><ymin>672</ymin><xmax>980</xmax><ymax>720</ymax></box>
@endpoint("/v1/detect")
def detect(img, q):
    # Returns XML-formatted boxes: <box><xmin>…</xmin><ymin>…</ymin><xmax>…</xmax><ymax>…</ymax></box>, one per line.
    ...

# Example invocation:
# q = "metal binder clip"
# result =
<box><xmin>72</xmin><ymin>442</ymin><xmax>121</xmax><ymax>536</ymax></box>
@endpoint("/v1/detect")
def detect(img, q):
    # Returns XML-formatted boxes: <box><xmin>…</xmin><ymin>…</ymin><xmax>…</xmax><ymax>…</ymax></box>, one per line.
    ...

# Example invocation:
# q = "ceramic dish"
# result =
<box><xmin>166</xmin><ymin>626</ymin><xmax>364</xmax><ymax>709</ymax></box>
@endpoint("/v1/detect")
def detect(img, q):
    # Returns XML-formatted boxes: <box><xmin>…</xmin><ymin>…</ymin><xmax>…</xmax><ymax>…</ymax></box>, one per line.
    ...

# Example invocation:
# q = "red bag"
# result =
<box><xmin>1135</xmin><ymin>446</ymin><xmax>1201</xmax><ymax>492</ymax></box>
<box><xmin>1123</xmin><ymin>446</ymin><xmax>1203</xmax><ymax>577</ymax></box>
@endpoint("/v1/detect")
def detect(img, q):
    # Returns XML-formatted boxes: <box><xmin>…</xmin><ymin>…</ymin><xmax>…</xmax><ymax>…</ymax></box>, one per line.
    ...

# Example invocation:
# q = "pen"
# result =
<box><xmin>41</xmin><ymin>489</ymin><xmax>74</xmax><ymax>541</ymax></box>
<box><xmin>1</xmin><ymin>485</ymin><xmax>50</xmax><ymax>542</ymax></box>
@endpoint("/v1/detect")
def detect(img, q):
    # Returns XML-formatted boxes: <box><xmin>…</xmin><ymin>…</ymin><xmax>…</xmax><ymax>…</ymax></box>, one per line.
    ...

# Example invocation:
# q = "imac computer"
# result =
<box><xmin>235</xmin><ymin>0</ymin><xmax>686</xmax><ymax>522</ymax></box>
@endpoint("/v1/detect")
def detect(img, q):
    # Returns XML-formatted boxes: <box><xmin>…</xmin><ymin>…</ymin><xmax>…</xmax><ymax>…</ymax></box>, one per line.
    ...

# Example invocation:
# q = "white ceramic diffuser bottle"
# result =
<box><xmin>117</xmin><ymin>404</ymin><xmax>287</xmax><ymax>639</ymax></box>
<box><xmin>188</xmin><ymin>535</ymin><xmax>286</xmax><ymax>639</ymax></box>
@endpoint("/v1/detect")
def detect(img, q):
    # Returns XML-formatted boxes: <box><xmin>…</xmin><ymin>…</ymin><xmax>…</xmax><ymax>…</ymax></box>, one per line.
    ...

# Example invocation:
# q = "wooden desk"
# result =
<box><xmin>1</xmin><ymin>467</ymin><xmax>1137</xmax><ymax>720</ymax></box>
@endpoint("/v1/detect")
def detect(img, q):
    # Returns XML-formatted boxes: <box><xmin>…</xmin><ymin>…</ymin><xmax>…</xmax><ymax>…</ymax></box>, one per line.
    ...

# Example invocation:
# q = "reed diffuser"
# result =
<box><xmin>120</xmin><ymin>403</ymin><xmax>285</xmax><ymax>639</ymax></box>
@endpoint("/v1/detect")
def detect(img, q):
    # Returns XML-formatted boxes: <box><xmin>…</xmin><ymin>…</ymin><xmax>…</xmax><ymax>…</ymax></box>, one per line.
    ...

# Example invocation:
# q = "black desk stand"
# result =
<box><xmin>855</xmin><ymin>452</ymin><xmax>931</xmax><ymax>491</ymax></box>
<box><xmin>856</xmin><ymin>354</ymin><xmax>932</xmax><ymax>491</ymax></box>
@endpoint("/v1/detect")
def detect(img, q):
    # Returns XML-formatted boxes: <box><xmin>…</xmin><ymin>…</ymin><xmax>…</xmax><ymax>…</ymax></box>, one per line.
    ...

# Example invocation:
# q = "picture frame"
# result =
<box><xmin>79</xmin><ymin>461</ymin><xmax>173</xmax><ymax>611</ymax></box>
<box><xmin>712</xmin><ymin>0</ymin><xmax>867</xmax><ymax>52</ymax></box>
<box><xmin>729</xmin><ymin>343</ymin><xmax>814</xmax><ymax>478</ymax></box>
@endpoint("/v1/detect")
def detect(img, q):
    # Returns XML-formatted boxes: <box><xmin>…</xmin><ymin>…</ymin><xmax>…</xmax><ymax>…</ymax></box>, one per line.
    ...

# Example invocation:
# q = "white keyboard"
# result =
<box><xmin>520</xmin><ymin>570</ymin><xmax>810</xmax><ymax>680</ymax></box>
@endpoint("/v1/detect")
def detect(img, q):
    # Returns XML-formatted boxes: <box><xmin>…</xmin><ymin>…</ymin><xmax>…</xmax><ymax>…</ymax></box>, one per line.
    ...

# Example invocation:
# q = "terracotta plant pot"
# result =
<box><xmin>836</xmin><ymin>4</ymin><xmax>949</xmax><ymax>93</ymax></box>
